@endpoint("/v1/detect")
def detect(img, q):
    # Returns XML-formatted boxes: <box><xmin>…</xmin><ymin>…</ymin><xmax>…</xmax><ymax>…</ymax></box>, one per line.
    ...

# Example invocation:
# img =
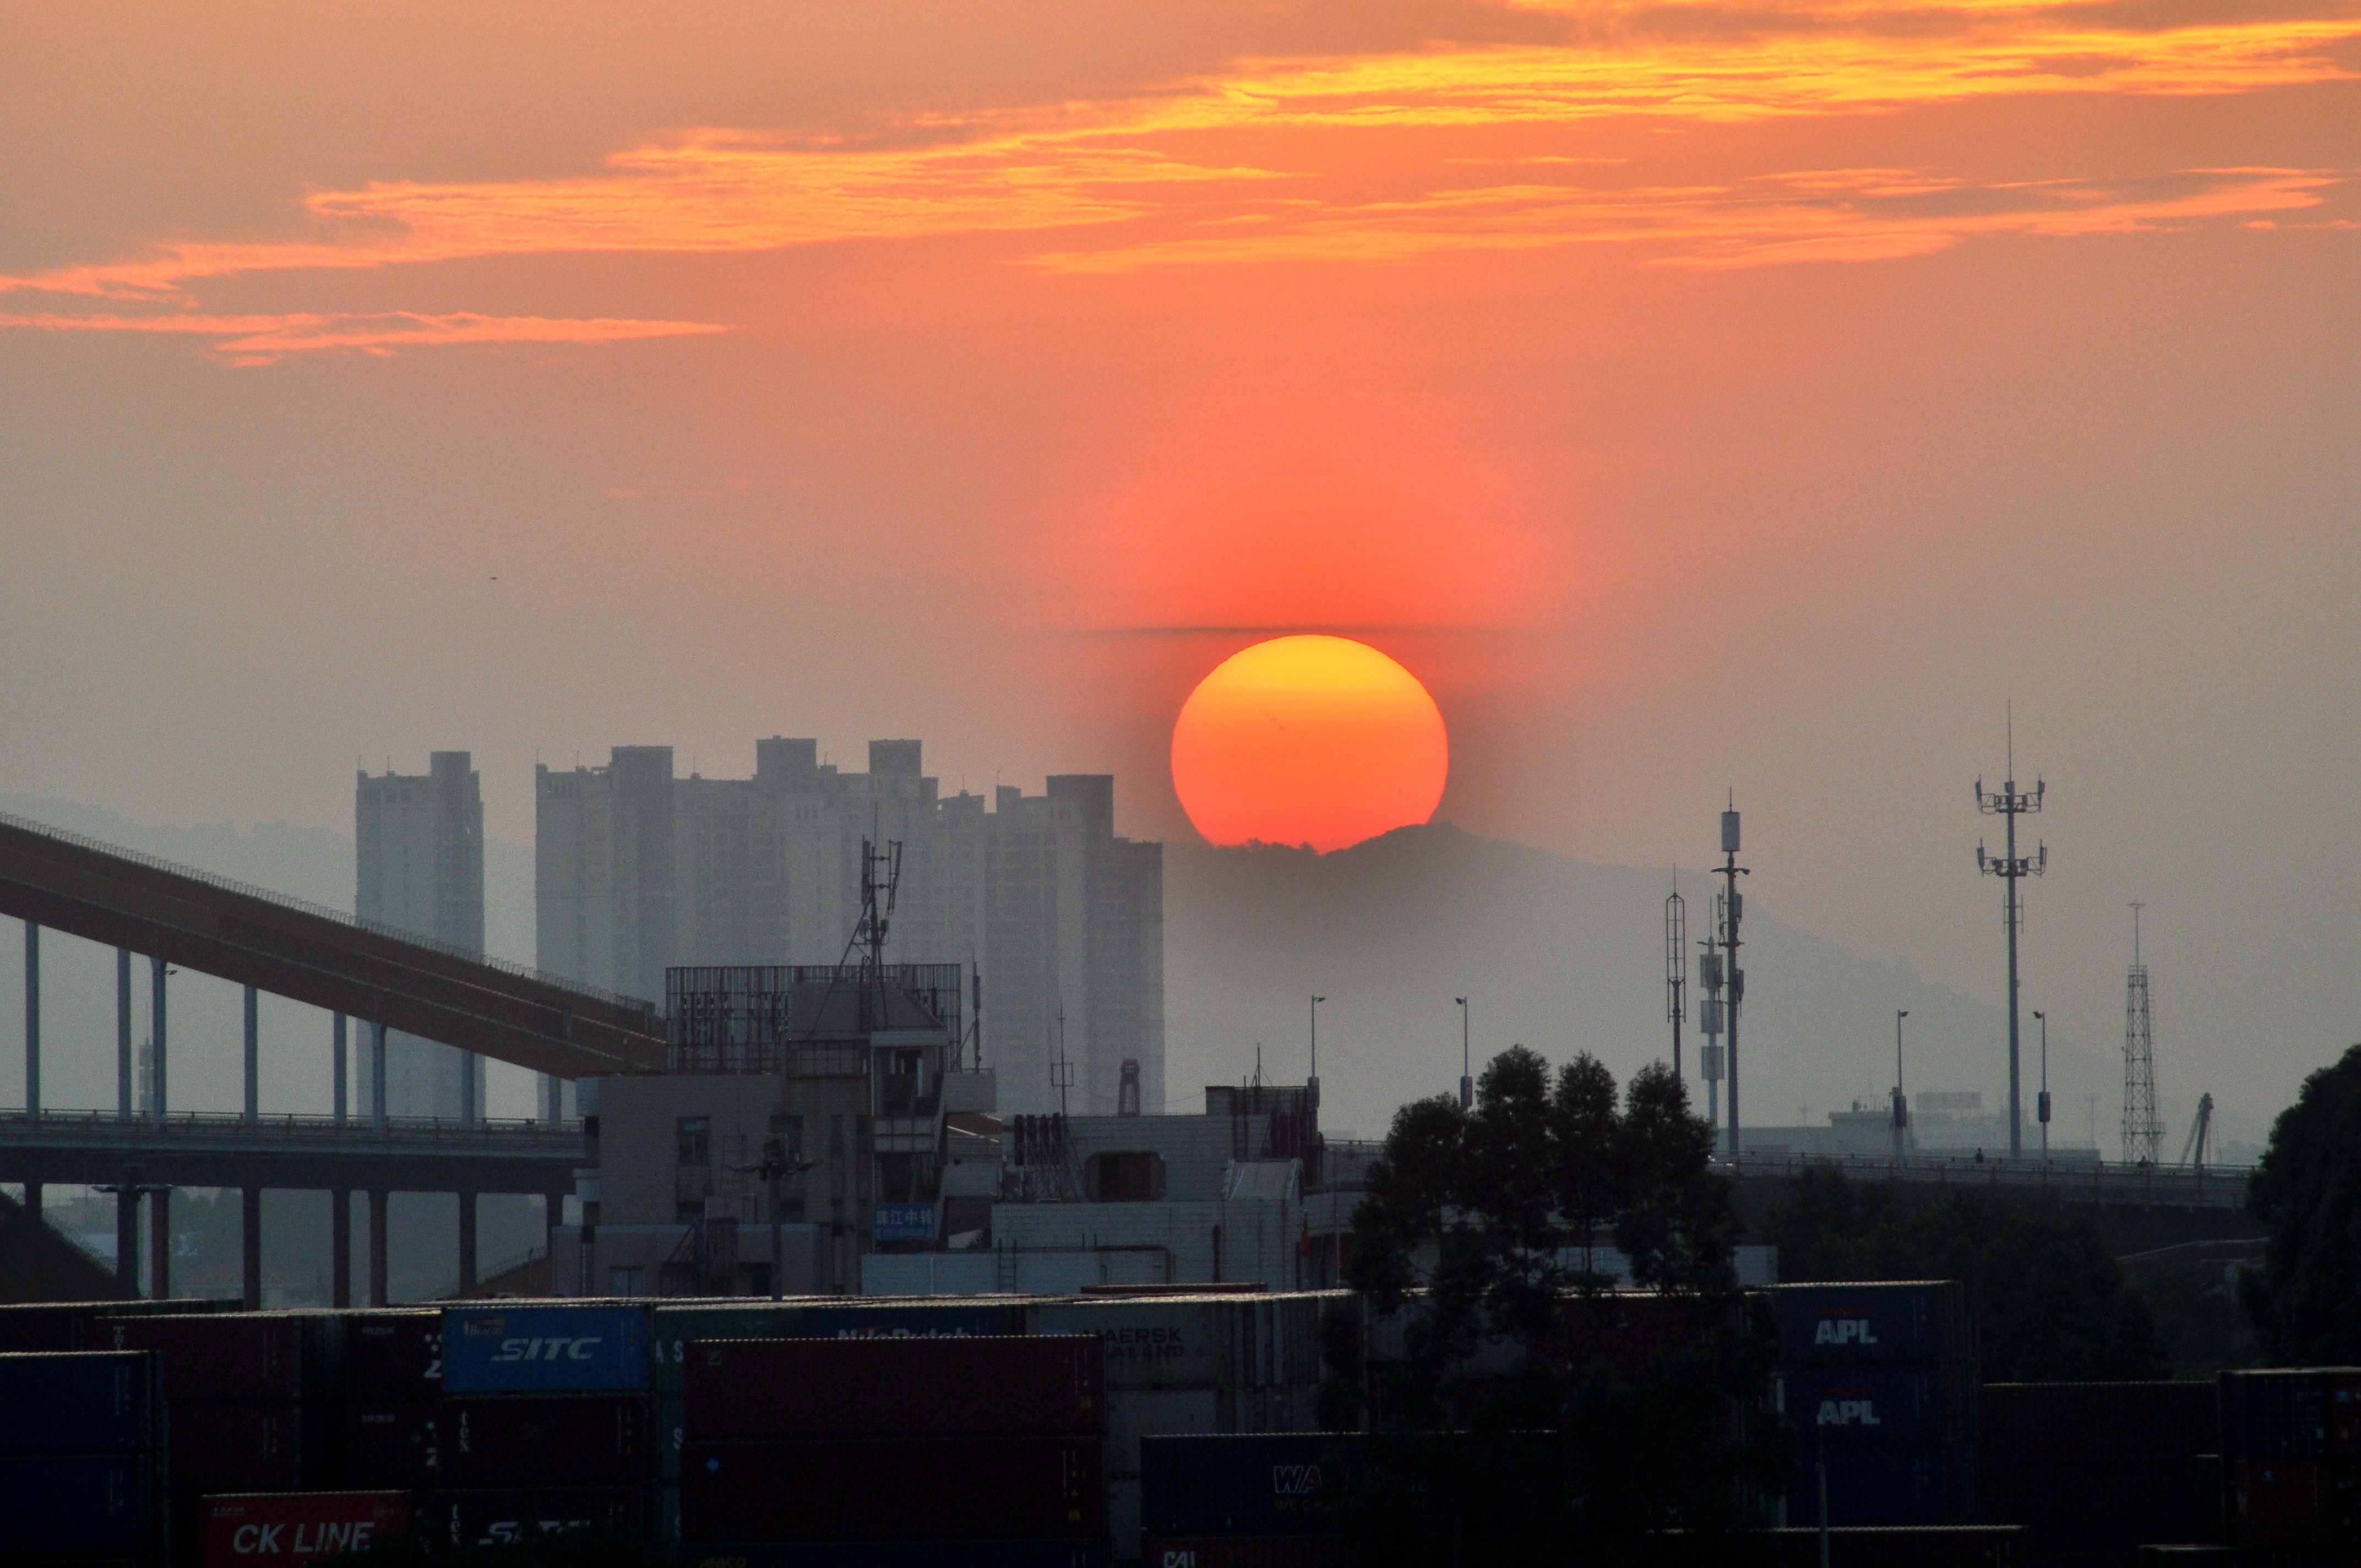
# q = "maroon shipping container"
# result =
<box><xmin>681</xmin><ymin>1437</ymin><xmax>1106</xmax><ymax>1542</ymax></box>
<box><xmin>1981</xmin><ymin>1382</ymin><xmax>2218</xmax><ymax>1464</ymax></box>
<box><xmin>686</xmin><ymin>1335</ymin><xmax>1105</xmax><ymax>1441</ymax></box>
<box><xmin>170</xmin><ymin>1403</ymin><xmax>306</xmax><ymax>1493</ymax></box>
<box><xmin>1533</xmin><ymin>1292</ymin><xmax>1751</xmax><ymax>1380</ymax></box>
<box><xmin>342</xmin><ymin>1403</ymin><xmax>436</xmax><ymax>1489</ymax></box>
<box><xmin>1143</xmin><ymin>1540</ymin><xmax>1344</xmax><ymax>1568</ymax></box>
<box><xmin>1983</xmin><ymin>1457</ymin><xmax>2222</xmax><ymax>1555</ymax></box>
<box><xmin>438</xmin><ymin>1395</ymin><xmax>653</xmax><ymax>1489</ymax></box>
<box><xmin>109</xmin><ymin>1314</ymin><xmax>315</xmax><ymax>1403</ymax></box>
<box><xmin>1764</xmin><ymin>1527</ymin><xmax>2022</xmax><ymax>1567</ymax></box>
<box><xmin>2231</xmin><ymin>1457</ymin><xmax>2334</xmax><ymax>1549</ymax></box>
<box><xmin>416</xmin><ymin>1487</ymin><xmax>646</xmax><ymax>1549</ymax></box>
<box><xmin>336</xmin><ymin>1312</ymin><xmax>441</xmax><ymax>1402</ymax></box>
<box><xmin>200</xmin><ymin>1491</ymin><xmax>412</xmax><ymax>1568</ymax></box>
<box><xmin>0</xmin><ymin>1302</ymin><xmax>108</xmax><ymax>1353</ymax></box>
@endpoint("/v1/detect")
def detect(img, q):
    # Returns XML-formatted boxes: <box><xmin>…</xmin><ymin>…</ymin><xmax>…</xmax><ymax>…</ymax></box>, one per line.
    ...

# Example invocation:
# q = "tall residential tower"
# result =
<box><xmin>356</xmin><ymin>750</ymin><xmax>487</xmax><ymax>1120</ymax></box>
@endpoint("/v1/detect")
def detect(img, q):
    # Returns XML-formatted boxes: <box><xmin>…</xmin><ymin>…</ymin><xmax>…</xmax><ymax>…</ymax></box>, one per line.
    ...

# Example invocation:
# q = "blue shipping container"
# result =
<box><xmin>1784</xmin><ymin>1363</ymin><xmax>1973</xmax><ymax>1447</ymax></box>
<box><xmin>1143</xmin><ymin>1435</ymin><xmax>1351</xmax><ymax>1538</ymax></box>
<box><xmin>0</xmin><ymin>1352</ymin><xmax>156</xmax><ymax>1455</ymax></box>
<box><xmin>791</xmin><ymin>1302</ymin><xmax>1026</xmax><ymax>1340</ymax></box>
<box><xmin>442</xmin><ymin>1304</ymin><xmax>652</xmax><ymax>1393</ymax></box>
<box><xmin>1785</xmin><ymin>1442</ymin><xmax>1969</xmax><ymax>1528</ymax></box>
<box><xmin>681</xmin><ymin>1543</ymin><xmax>1108</xmax><ymax>1568</ymax></box>
<box><xmin>2221</xmin><ymin>1370</ymin><xmax>2330</xmax><ymax>1459</ymax></box>
<box><xmin>0</xmin><ymin>1453</ymin><xmax>154</xmax><ymax>1554</ymax></box>
<box><xmin>1774</xmin><ymin>1282</ymin><xmax>1970</xmax><ymax>1365</ymax></box>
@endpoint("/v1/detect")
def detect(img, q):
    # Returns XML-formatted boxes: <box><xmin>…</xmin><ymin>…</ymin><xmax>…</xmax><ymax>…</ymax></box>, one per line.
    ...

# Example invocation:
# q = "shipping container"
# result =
<box><xmin>168</xmin><ymin>1403</ymin><xmax>307</xmax><ymax>1494</ymax></box>
<box><xmin>105</xmin><ymin>1313</ymin><xmax>318</xmax><ymax>1403</ymax></box>
<box><xmin>340</xmin><ymin>1403</ymin><xmax>437</xmax><ymax>1490</ymax></box>
<box><xmin>1535</xmin><ymin>1291</ymin><xmax>1754</xmax><ymax>1380</ymax></box>
<box><xmin>1772</xmin><ymin>1282</ymin><xmax>1973</xmax><ymax>1366</ymax></box>
<box><xmin>438</xmin><ymin>1394</ymin><xmax>654</xmax><ymax>1489</ymax></box>
<box><xmin>0</xmin><ymin>1453</ymin><xmax>156</xmax><ymax>1557</ymax></box>
<box><xmin>416</xmin><ymin>1487</ymin><xmax>647</xmax><ymax>1549</ymax></box>
<box><xmin>1785</xmin><ymin>1442</ymin><xmax>1974</xmax><ymax>1528</ymax></box>
<box><xmin>678</xmin><ymin>1544</ymin><xmax>1108</xmax><ymax>1568</ymax></box>
<box><xmin>1980</xmin><ymin>1381</ymin><xmax>2217</xmax><ymax>1463</ymax></box>
<box><xmin>1030</xmin><ymin>1298</ymin><xmax>1247</xmax><ymax>1391</ymax></box>
<box><xmin>1748</xmin><ymin>1526</ymin><xmax>2023</xmax><ymax>1568</ymax></box>
<box><xmin>1783</xmin><ymin>1363</ymin><xmax>1976</xmax><ymax>1447</ymax></box>
<box><xmin>680</xmin><ymin>1437</ymin><xmax>1105</xmax><ymax>1542</ymax></box>
<box><xmin>1983</xmin><ymin>1456</ymin><xmax>2222</xmax><ymax>1556</ymax></box>
<box><xmin>0</xmin><ymin>1352</ymin><xmax>157</xmax><ymax>1455</ymax></box>
<box><xmin>789</xmin><ymin>1300</ymin><xmax>1029</xmax><ymax>1342</ymax></box>
<box><xmin>684</xmin><ymin>1336</ymin><xmax>1103</xmax><ymax>1441</ymax></box>
<box><xmin>442</xmin><ymin>1303</ymin><xmax>652</xmax><ymax>1394</ymax></box>
<box><xmin>199</xmin><ymin>1491</ymin><xmax>412</xmax><ymax>1568</ymax></box>
<box><xmin>1141</xmin><ymin>1435</ymin><xmax>1352</xmax><ymax>1539</ymax></box>
<box><xmin>2230</xmin><ymin>1457</ymin><xmax>2335</xmax><ymax>1550</ymax></box>
<box><xmin>651</xmin><ymin>1304</ymin><xmax>806</xmax><ymax>1393</ymax></box>
<box><xmin>1141</xmin><ymin>1539</ymin><xmax>1343</xmax><ymax>1568</ymax></box>
<box><xmin>0</xmin><ymin>1299</ymin><xmax>236</xmax><ymax>1355</ymax></box>
<box><xmin>2223</xmin><ymin>1370</ymin><xmax>2332</xmax><ymax>1460</ymax></box>
<box><xmin>331</xmin><ymin>1312</ymin><xmax>441</xmax><ymax>1402</ymax></box>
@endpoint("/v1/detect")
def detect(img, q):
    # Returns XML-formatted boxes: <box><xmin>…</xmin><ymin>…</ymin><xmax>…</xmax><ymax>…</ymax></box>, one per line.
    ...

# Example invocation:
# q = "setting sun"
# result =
<box><xmin>1170</xmin><ymin>635</ymin><xmax>1449</xmax><ymax>852</ymax></box>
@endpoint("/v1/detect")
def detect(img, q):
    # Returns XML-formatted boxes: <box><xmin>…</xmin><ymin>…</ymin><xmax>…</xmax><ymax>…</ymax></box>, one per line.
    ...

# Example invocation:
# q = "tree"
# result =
<box><xmin>2241</xmin><ymin>1043</ymin><xmax>2361</xmax><ymax>1365</ymax></box>
<box><xmin>1765</xmin><ymin>1166</ymin><xmax>2168</xmax><ymax>1381</ymax></box>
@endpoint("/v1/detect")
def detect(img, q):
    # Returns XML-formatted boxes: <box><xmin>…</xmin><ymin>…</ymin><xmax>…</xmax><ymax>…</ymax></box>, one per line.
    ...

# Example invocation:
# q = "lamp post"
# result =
<box><xmin>1455</xmin><ymin>998</ymin><xmax>1472</xmax><ymax>1109</ymax></box>
<box><xmin>1892</xmin><ymin>1010</ymin><xmax>1910</xmax><ymax>1166</ymax></box>
<box><xmin>1309</xmin><ymin>995</ymin><xmax>1325</xmax><ymax>1098</ymax></box>
<box><xmin>2033</xmin><ymin>1010</ymin><xmax>2051</xmax><ymax>1162</ymax></box>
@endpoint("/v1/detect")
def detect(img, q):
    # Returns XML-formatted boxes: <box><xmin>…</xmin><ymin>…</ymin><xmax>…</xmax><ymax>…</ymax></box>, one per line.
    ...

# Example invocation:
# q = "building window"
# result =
<box><xmin>677</xmin><ymin>1115</ymin><xmax>710</xmax><ymax>1166</ymax></box>
<box><xmin>771</xmin><ymin>1113</ymin><xmax>804</xmax><ymax>1158</ymax></box>
<box><xmin>1084</xmin><ymin>1151</ymin><xmax>1167</xmax><ymax>1202</ymax></box>
<box><xmin>609</xmin><ymin>1265</ymin><xmax>647</xmax><ymax>1297</ymax></box>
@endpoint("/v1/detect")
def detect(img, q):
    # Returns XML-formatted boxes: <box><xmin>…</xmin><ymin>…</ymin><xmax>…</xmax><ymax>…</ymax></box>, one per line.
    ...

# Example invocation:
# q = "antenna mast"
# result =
<box><xmin>1714</xmin><ymin>799</ymin><xmax>1749</xmax><ymax>1157</ymax></box>
<box><xmin>2121</xmin><ymin>902</ymin><xmax>2162</xmax><ymax>1164</ymax></box>
<box><xmin>1975</xmin><ymin>709</ymin><xmax>2046</xmax><ymax>1159</ymax></box>
<box><xmin>1664</xmin><ymin>878</ymin><xmax>1688</xmax><ymax>1080</ymax></box>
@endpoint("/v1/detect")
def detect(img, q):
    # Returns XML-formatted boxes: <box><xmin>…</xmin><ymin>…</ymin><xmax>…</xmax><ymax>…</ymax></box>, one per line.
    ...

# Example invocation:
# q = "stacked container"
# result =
<box><xmin>1140</xmin><ymin>1433</ymin><xmax>1352</xmax><ymax>1568</ymax></box>
<box><xmin>2219</xmin><ymin>1367</ymin><xmax>2361</xmax><ymax>1554</ymax></box>
<box><xmin>327</xmin><ymin>1311</ymin><xmax>442</xmax><ymax>1493</ymax></box>
<box><xmin>428</xmin><ymin>1302</ymin><xmax>656</xmax><ymax>1548</ymax></box>
<box><xmin>197</xmin><ymin>1492</ymin><xmax>413</xmax><ymax>1567</ymax></box>
<box><xmin>106</xmin><ymin>1313</ymin><xmax>325</xmax><ymax>1565</ymax></box>
<box><xmin>1981</xmin><ymin>1381</ymin><xmax>2222</xmax><ymax>1554</ymax></box>
<box><xmin>0</xmin><ymin>1351</ymin><xmax>163</xmax><ymax>1565</ymax></box>
<box><xmin>1772</xmin><ymin>1282</ymin><xmax>1979</xmax><ymax>1527</ymax></box>
<box><xmin>680</xmin><ymin>1333</ymin><xmax>1108</xmax><ymax>1565</ymax></box>
<box><xmin>1027</xmin><ymin>1293</ymin><xmax>1336</xmax><ymax>1557</ymax></box>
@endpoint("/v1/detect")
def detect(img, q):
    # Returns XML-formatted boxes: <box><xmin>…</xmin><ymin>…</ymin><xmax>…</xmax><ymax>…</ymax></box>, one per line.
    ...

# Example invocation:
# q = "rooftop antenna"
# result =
<box><xmin>1715</xmin><ymin>796</ymin><xmax>1750</xmax><ymax>1156</ymax></box>
<box><xmin>2121</xmin><ymin>902</ymin><xmax>2162</xmax><ymax>1164</ymax></box>
<box><xmin>1050</xmin><ymin>1010</ymin><xmax>1074</xmax><ymax>1117</ymax></box>
<box><xmin>1664</xmin><ymin>874</ymin><xmax>1688</xmax><ymax>1080</ymax></box>
<box><xmin>1975</xmin><ymin>705</ymin><xmax>2046</xmax><ymax>1158</ymax></box>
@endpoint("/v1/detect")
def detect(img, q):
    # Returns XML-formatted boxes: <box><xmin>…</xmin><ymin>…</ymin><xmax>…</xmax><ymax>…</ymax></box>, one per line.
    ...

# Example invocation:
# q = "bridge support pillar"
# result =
<box><xmin>243</xmin><ymin>988</ymin><xmax>259</xmax><ymax>1121</ymax></box>
<box><xmin>115</xmin><ymin>1189</ymin><xmax>138</xmax><ymax>1295</ymax></box>
<box><xmin>22</xmin><ymin>1183</ymin><xmax>39</xmax><ymax>1222</ymax></box>
<box><xmin>457</xmin><ymin>1192</ymin><xmax>477</xmax><ymax>1295</ymax></box>
<box><xmin>149</xmin><ymin>955</ymin><xmax>167</xmax><ymax>1117</ymax></box>
<box><xmin>116</xmin><ymin>950</ymin><xmax>132</xmax><ymax>1120</ymax></box>
<box><xmin>368</xmin><ymin>1190</ymin><xmax>389</xmax><ymax>1306</ymax></box>
<box><xmin>149</xmin><ymin>1188</ymin><xmax>170</xmax><ymax>1299</ymax></box>
<box><xmin>332</xmin><ymin>1015</ymin><xmax>347</xmax><ymax>1125</ymax></box>
<box><xmin>370</xmin><ymin>1023</ymin><xmax>388</xmax><ymax>1133</ymax></box>
<box><xmin>24</xmin><ymin>920</ymin><xmax>39</xmax><ymax>1118</ymax></box>
<box><xmin>331</xmin><ymin>1190</ymin><xmax>352</xmax><ymax>1308</ymax></box>
<box><xmin>241</xmin><ymin>1187</ymin><xmax>263</xmax><ymax>1309</ymax></box>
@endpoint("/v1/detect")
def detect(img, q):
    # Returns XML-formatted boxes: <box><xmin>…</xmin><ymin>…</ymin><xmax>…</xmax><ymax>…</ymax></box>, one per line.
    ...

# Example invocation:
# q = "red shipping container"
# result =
<box><xmin>438</xmin><ymin>1394</ymin><xmax>652</xmax><ymax>1489</ymax></box>
<box><xmin>337</xmin><ymin>1312</ymin><xmax>441</xmax><ymax>1402</ymax></box>
<box><xmin>1982</xmin><ymin>1382</ymin><xmax>2216</xmax><ymax>1464</ymax></box>
<box><xmin>171</xmin><ymin>1404</ymin><xmax>306</xmax><ymax>1493</ymax></box>
<box><xmin>0</xmin><ymin>1302</ymin><xmax>108</xmax><ymax>1353</ymax></box>
<box><xmin>201</xmin><ymin>1491</ymin><xmax>411</xmax><ymax>1568</ymax></box>
<box><xmin>686</xmin><ymin>1335</ymin><xmax>1105</xmax><ymax>1441</ymax></box>
<box><xmin>682</xmin><ymin>1437</ymin><xmax>1106</xmax><ymax>1542</ymax></box>
<box><xmin>110</xmin><ymin>1314</ymin><xmax>313</xmax><ymax>1403</ymax></box>
<box><xmin>2232</xmin><ymin>1457</ymin><xmax>2334</xmax><ymax>1549</ymax></box>
<box><xmin>1143</xmin><ymin>1540</ymin><xmax>1343</xmax><ymax>1568</ymax></box>
<box><xmin>416</xmin><ymin>1487</ymin><xmax>645</xmax><ymax>1549</ymax></box>
<box><xmin>343</xmin><ymin>1402</ymin><xmax>436</xmax><ymax>1489</ymax></box>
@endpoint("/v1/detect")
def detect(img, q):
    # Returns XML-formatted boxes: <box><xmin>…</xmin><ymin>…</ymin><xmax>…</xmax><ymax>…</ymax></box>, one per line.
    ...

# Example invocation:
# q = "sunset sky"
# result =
<box><xmin>2</xmin><ymin>0</ymin><xmax>2354</xmax><ymax>1136</ymax></box>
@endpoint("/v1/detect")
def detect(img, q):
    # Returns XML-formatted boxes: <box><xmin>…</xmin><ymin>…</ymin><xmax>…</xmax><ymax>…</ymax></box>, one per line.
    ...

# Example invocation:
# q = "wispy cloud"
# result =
<box><xmin>1</xmin><ymin>0</ymin><xmax>2351</xmax><ymax>358</ymax></box>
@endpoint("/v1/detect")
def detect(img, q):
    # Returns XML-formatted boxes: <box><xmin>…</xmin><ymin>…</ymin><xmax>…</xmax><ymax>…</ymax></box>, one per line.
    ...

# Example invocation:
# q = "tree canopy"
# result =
<box><xmin>2240</xmin><ymin>1042</ymin><xmax>2361</xmax><ymax>1365</ymax></box>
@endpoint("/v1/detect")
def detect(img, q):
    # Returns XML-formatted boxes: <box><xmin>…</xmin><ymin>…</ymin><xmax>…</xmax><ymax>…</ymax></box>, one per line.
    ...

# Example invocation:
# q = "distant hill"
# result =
<box><xmin>1163</xmin><ymin>823</ymin><xmax>2112</xmax><ymax>1148</ymax></box>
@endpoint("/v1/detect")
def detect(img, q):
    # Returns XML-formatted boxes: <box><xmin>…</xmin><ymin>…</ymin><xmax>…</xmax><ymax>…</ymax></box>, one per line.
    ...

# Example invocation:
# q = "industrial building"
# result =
<box><xmin>354</xmin><ymin>751</ymin><xmax>488</xmax><ymax>1122</ymax></box>
<box><xmin>535</xmin><ymin>738</ymin><xmax>1163</xmax><ymax>1117</ymax></box>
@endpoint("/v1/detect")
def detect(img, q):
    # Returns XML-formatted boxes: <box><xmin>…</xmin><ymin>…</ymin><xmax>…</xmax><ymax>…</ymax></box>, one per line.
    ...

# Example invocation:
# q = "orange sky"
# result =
<box><xmin>0</xmin><ymin>0</ymin><xmax>2354</xmax><ymax>1131</ymax></box>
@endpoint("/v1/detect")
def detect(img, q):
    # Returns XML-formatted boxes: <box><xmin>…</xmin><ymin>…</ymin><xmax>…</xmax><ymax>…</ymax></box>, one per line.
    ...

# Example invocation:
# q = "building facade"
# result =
<box><xmin>536</xmin><ymin>739</ymin><xmax>1163</xmax><ymax>1116</ymax></box>
<box><xmin>355</xmin><ymin>750</ymin><xmax>487</xmax><ymax>1120</ymax></box>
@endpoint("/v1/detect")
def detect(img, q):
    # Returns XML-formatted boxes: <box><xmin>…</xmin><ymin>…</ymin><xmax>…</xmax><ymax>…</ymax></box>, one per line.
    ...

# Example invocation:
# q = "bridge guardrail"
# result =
<box><xmin>0</xmin><ymin>1108</ymin><xmax>584</xmax><ymax>1152</ymax></box>
<box><xmin>1716</xmin><ymin>1148</ymin><xmax>2252</xmax><ymax>1208</ymax></box>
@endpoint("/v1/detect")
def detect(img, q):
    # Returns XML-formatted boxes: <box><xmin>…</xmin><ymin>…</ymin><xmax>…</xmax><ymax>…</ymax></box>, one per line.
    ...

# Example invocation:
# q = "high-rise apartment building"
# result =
<box><xmin>536</xmin><ymin>739</ymin><xmax>1163</xmax><ymax>1115</ymax></box>
<box><xmin>356</xmin><ymin>750</ymin><xmax>487</xmax><ymax>1120</ymax></box>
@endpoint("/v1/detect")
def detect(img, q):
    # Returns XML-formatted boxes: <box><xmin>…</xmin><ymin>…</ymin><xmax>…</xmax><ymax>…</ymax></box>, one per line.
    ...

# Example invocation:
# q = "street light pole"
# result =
<box><xmin>1455</xmin><ymin>998</ymin><xmax>1472</xmax><ymax>1109</ymax></box>
<box><xmin>1892</xmin><ymin>1010</ymin><xmax>1910</xmax><ymax>1166</ymax></box>
<box><xmin>1309</xmin><ymin>995</ymin><xmax>1325</xmax><ymax>1097</ymax></box>
<box><xmin>2033</xmin><ymin>1010</ymin><xmax>2051</xmax><ymax>1163</ymax></box>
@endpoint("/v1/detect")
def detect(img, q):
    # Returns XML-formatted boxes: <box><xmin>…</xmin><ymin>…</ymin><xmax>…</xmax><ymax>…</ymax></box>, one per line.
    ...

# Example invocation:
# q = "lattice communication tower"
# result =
<box><xmin>2120</xmin><ymin>902</ymin><xmax>2162</xmax><ymax>1164</ymax></box>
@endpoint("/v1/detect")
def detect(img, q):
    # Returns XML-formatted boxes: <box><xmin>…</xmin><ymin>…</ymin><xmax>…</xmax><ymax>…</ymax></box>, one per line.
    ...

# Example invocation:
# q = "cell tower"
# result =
<box><xmin>2121</xmin><ymin>903</ymin><xmax>2162</xmax><ymax>1165</ymax></box>
<box><xmin>1664</xmin><ymin>878</ymin><xmax>1688</xmax><ymax>1080</ymax></box>
<box><xmin>1976</xmin><ymin>710</ymin><xmax>2046</xmax><ymax>1159</ymax></box>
